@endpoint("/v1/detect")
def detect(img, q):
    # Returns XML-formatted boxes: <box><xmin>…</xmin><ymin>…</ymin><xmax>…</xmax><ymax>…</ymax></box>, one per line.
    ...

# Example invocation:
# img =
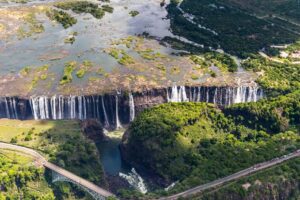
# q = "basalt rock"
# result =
<box><xmin>0</xmin><ymin>85</ymin><xmax>264</xmax><ymax>130</ymax></box>
<box><xmin>81</xmin><ymin>119</ymin><xmax>106</xmax><ymax>142</ymax></box>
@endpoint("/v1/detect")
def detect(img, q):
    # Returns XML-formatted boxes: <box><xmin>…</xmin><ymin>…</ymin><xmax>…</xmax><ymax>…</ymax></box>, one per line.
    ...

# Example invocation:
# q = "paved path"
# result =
<box><xmin>160</xmin><ymin>150</ymin><xmax>300</xmax><ymax>200</ymax></box>
<box><xmin>0</xmin><ymin>142</ymin><xmax>114</xmax><ymax>199</ymax></box>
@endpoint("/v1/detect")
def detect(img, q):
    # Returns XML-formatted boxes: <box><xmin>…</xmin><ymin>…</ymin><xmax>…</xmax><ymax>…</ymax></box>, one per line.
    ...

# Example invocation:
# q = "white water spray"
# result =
<box><xmin>119</xmin><ymin>168</ymin><xmax>148</xmax><ymax>194</ymax></box>
<box><xmin>129</xmin><ymin>93</ymin><xmax>135</xmax><ymax>122</ymax></box>
<box><xmin>115</xmin><ymin>95</ymin><xmax>122</xmax><ymax>129</ymax></box>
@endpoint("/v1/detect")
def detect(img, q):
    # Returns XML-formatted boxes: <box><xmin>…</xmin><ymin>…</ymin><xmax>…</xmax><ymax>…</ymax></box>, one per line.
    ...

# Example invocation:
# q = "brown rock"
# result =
<box><xmin>81</xmin><ymin>119</ymin><xmax>105</xmax><ymax>141</ymax></box>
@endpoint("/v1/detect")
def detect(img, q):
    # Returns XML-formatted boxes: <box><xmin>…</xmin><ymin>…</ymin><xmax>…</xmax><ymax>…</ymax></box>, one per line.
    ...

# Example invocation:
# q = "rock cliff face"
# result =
<box><xmin>81</xmin><ymin>119</ymin><xmax>106</xmax><ymax>142</ymax></box>
<box><xmin>0</xmin><ymin>85</ymin><xmax>263</xmax><ymax>130</ymax></box>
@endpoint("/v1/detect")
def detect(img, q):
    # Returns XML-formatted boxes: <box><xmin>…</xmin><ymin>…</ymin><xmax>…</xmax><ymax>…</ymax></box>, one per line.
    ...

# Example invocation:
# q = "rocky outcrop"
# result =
<box><xmin>81</xmin><ymin>119</ymin><xmax>106</xmax><ymax>142</ymax></box>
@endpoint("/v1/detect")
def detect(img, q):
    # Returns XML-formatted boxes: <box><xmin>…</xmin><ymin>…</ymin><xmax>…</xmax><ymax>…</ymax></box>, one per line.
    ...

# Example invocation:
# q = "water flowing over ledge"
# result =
<box><xmin>0</xmin><ymin>85</ymin><xmax>264</xmax><ymax>129</ymax></box>
<box><xmin>119</xmin><ymin>168</ymin><xmax>148</xmax><ymax>194</ymax></box>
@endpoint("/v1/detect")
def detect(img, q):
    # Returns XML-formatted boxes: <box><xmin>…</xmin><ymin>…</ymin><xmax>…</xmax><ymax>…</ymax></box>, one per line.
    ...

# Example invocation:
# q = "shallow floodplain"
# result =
<box><xmin>0</xmin><ymin>0</ymin><xmax>259</xmax><ymax>96</ymax></box>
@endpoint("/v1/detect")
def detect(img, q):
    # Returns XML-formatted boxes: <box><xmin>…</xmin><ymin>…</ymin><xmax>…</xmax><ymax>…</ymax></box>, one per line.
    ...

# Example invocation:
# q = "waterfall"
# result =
<box><xmin>129</xmin><ymin>93</ymin><xmax>135</xmax><ymax>122</ymax></box>
<box><xmin>182</xmin><ymin>85</ymin><xmax>263</xmax><ymax>105</ymax></box>
<box><xmin>101</xmin><ymin>96</ymin><xmax>109</xmax><ymax>127</ymax></box>
<box><xmin>206</xmin><ymin>88</ymin><xmax>209</xmax><ymax>103</ymax></box>
<box><xmin>213</xmin><ymin>88</ymin><xmax>218</xmax><ymax>104</ymax></box>
<box><xmin>58</xmin><ymin>95</ymin><xmax>64</xmax><ymax>119</ymax></box>
<box><xmin>180</xmin><ymin>86</ymin><xmax>188</xmax><ymax>102</ymax></box>
<box><xmin>12</xmin><ymin>98</ymin><xmax>18</xmax><ymax>119</ymax></box>
<box><xmin>70</xmin><ymin>96</ymin><xmax>76</xmax><ymax>119</ymax></box>
<box><xmin>166</xmin><ymin>88</ymin><xmax>170</xmax><ymax>102</ymax></box>
<box><xmin>0</xmin><ymin>86</ymin><xmax>264</xmax><ymax>127</ymax></box>
<box><xmin>170</xmin><ymin>85</ymin><xmax>179</xmax><ymax>102</ymax></box>
<box><xmin>233</xmin><ymin>85</ymin><xmax>262</xmax><ymax>104</ymax></box>
<box><xmin>51</xmin><ymin>96</ymin><xmax>56</xmax><ymax>120</ymax></box>
<box><xmin>83</xmin><ymin>96</ymin><xmax>87</xmax><ymax>119</ymax></box>
<box><xmin>169</xmin><ymin>85</ymin><xmax>189</xmax><ymax>103</ymax></box>
<box><xmin>115</xmin><ymin>95</ymin><xmax>122</xmax><ymax>129</ymax></box>
<box><xmin>119</xmin><ymin>168</ymin><xmax>148</xmax><ymax>194</ymax></box>
<box><xmin>30</xmin><ymin>97</ymin><xmax>39</xmax><ymax>120</ymax></box>
<box><xmin>165</xmin><ymin>181</ymin><xmax>178</xmax><ymax>192</ymax></box>
<box><xmin>4</xmin><ymin>98</ymin><xmax>10</xmax><ymax>118</ymax></box>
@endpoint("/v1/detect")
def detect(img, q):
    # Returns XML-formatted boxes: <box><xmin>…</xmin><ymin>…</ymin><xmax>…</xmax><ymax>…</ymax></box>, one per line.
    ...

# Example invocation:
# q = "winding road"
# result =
<box><xmin>0</xmin><ymin>142</ymin><xmax>114</xmax><ymax>199</ymax></box>
<box><xmin>160</xmin><ymin>150</ymin><xmax>300</xmax><ymax>200</ymax></box>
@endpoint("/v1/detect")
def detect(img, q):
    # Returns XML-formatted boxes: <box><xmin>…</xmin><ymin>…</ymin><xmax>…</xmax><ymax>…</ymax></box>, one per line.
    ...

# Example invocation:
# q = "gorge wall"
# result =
<box><xmin>0</xmin><ymin>85</ymin><xmax>264</xmax><ymax>130</ymax></box>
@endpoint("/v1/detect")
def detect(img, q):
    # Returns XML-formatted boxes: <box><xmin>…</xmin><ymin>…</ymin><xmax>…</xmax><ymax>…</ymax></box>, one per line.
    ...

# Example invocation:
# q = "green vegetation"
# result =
<box><xmin>224</xmin><ymin>90</ymin><xmax>300</xmax><ymax>134</ymax></box>
<box><xmin>167</xmin><ymin>0</ymin><xmax>298</xmax><ymax>57</ymax></box>
<box><xmin>0</xmin><ymin>119</ymin><xmax>106</xmax><ymax>199</ymax></box>
<box><xmin>286</xmin><ymin>40</ymin><xmax>300</xmax><ymax>53</ymax></box>
<box><xmin>156</xmin><ymin>64</ymin><xmax>167</xmax><ymax>72</ymax></box>
<box><xmin>17</xmin><ymin>13</ymin><xmax>44</xmax><ymax>39</ymax></box>
<box><xmin>109</xmin><ymin>48</ymin><xmax>120</xmax><ymax>59</ymax></box>
<box><xmin>64</xmin><ymin>36</ymin><xmax>76</xmax><ymax>44</ymax></box>
<box><xmin>129</xmin><ymin>10</ymin><xmax>139</xmax><ymax>17</ymax></box>
<box><xmin>76</xmin><ymin>60</ymin><xmax>93</xmax><ymax>78</ymax></box>
<box><xmin>190</xmin><ymin>74</ymin><xmax>198</xmax><ymax>80</ymax></box>
<box><xmin>55</xmin><ymin>1</ymin><xmax>108</xmax><ymax>19</ymax></box>
<box><xmin>205</xmin><ymin>52</ymin><xmax>238</xmax><ymax>72</ymax></box>
<box><xmin>272</xmin><ymin>40</ymin><xmax>300</xmax><ymax>62</ymax></box>
<box><xmin>118</xmin><ymin>53</ymin><xmax>135</xmax><ymax>65</ymax></box>
<box><xmin>242</xmin><ymin>55</ymin><xmax>300</xmax><ymax>95</ymax></box>
<box><xmin>102</xmin><ymin>5</ymin><xmax>114</xmax><ymax>13</ymax></box>
<box><xmin>20</xmin><ymin>66</ymin><xmax>31</xmax><ymax>76</ymax></box>
<box><xmin>197</xmin><ymin>158</ymin><xmax>300</xmax><ymax>200</ymax></box>
<box><xmin>138</xmin><ymin>49</ymin><xmax>166</xmax><ymax>60</ymax></box>
<box><xmin>76</xmin><ymin>68</ymin><xmax>86</xmax><ymax>78</ymax></box>
<box><xmin>190</xmin><ymin>55</ymin><xmax>208</xmax><ymax>67</ymax></box>
<box><xmin>19</xmin><ymin>65</ymin><xmax>50</xmax><ymax>91</ymax></box>
<box><xmin>223</xmin><ymin>0</ymin><xmax>300</xmax><ymax>24</ymax></box>
<box><xmin>170</xmin><ymin>66</ymin><xmax>180</xmax><ymax>74</ymax></box>
<box><xmin>122</xmin><ymin>90</ymin><xmax>300</xmax><ymax>195</ymax></box>
<box><xmin>46</xmin><ymin>9</ymin><xmax>77</xmax><ymax>29</ymax></box>
<box><xmin>40</xmin><ymin>74</ymin><xmax>48</xmax><ymax>80</ymax></box>
<box><xmin>97</xmin><ymin>67</ymin><xmax>104</xmax><ymax>75</ymax></box>
<box><xmin>190</xmin><ymin>52</ymin><xmax>238</xmax><ymax>72</ymax></box>
<box><xmin>60</xmin><ymin>61</ymin><xmax>77</xmax><ymax>85</ymax></box>
<box><xmin>0</xmin><ymin>150</ymin><xmax>55</xmax><ymax>199</ymax></box>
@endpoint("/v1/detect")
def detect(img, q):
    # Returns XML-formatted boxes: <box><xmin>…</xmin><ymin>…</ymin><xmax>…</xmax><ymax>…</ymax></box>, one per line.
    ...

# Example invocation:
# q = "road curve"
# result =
<box><xmin>160</xmin><ymin>150</ymin><xmax>300</xmax><ymax>200</ymax></box>
<box><xmin>0</xmin><ymin>142</ymin><xmax>115</xmax><ymax>199</ymax></box>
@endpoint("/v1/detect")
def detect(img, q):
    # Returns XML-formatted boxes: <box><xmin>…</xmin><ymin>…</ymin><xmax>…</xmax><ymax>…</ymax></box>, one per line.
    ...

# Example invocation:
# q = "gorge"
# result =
<box><xmin>0</xmin><ymin>0</ymin><xmax>299</xmax><ymax>199</ymax></box>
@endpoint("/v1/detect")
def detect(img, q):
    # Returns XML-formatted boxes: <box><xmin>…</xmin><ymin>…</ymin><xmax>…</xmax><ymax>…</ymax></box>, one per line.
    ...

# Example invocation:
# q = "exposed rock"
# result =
<box><xmin>106</xmin><ymin>174</ymin><xmax>131</xmax><ymax>194</ymax></box>
<box><xmin>121</xmin><ymin>128</ymin><xmax>170</xmax><ymax>188</ymax></box>
<box><xmin>81</xmin><ymin>119</ymin><xmax>105</xmax><ymax>142</ymax></box>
